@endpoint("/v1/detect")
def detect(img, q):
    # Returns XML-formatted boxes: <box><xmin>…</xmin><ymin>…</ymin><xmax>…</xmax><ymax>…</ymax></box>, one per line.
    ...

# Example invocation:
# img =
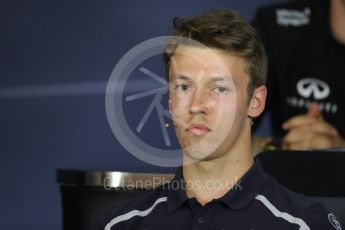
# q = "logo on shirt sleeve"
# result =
<box><xmin>328</xmin><ymin>213</ymin><xmax>342</xmax><ymax>230</ymax></box>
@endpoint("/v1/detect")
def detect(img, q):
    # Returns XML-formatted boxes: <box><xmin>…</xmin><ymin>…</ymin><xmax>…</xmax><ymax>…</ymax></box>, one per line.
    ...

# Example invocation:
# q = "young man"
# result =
<box><xmin>97</xmin><ymin>9</ymin><xmax>342</xmax><ymax>230</ymax></box>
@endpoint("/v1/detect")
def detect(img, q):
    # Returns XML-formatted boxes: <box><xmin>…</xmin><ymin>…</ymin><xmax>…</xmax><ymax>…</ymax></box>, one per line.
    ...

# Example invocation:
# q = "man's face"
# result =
<box><xmin>169</xmin><ymin>45</ymin><xmax>251</xmax><ymax>163</ymax></box>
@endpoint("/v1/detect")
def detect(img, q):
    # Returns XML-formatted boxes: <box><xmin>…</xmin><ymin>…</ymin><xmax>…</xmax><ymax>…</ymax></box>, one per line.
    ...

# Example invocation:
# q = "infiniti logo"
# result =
<box><xmin>296</xmin><ymin>78</ymin><xmax>330</xmax><ymax>100</ymax></box>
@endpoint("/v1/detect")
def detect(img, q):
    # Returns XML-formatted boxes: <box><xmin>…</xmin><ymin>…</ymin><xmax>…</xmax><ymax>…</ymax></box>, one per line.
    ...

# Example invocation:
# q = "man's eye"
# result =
<box><xmin>178</xmin><ymin>84</ymin><xmax>190</xmax><ymax>91</ymax></box>
<box><xmin>214</xmin><ymin>87</ymin><xmax>228</xmax><ymax>93</ymax></box>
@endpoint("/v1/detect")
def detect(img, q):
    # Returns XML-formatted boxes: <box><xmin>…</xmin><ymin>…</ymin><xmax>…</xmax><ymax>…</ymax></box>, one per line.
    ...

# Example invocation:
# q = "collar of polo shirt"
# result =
<box><xmin>166</xmin><ymin>160</ymin><xmax>269</xmax><ymax>212</ymax></box>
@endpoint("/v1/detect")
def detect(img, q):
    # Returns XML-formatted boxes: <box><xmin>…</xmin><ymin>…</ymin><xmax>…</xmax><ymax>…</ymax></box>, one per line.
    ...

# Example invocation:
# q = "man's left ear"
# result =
<box><xmin>247</xmin><ymin>86</ymin><xmax>267</xmax><ymax>118</ymax></box>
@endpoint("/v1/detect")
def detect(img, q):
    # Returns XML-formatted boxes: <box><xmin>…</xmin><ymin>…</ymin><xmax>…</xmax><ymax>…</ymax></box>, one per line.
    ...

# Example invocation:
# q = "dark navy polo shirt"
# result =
<box><xmin>97</xmin><ymin>161</ymin><xmax>342</xmax><ymax>230</ymax></box>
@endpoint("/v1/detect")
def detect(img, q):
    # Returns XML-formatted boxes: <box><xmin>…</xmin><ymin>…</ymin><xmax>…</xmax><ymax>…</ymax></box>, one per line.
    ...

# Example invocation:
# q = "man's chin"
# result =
<box><xmin>182</xmin><ymin>146</ymin><xmax>219</xmax><ymax>163</ymax></box>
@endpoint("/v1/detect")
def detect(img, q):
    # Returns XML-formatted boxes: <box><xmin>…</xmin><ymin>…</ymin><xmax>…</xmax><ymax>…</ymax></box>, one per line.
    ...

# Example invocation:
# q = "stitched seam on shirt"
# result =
<box><xmin>104</xmin><ymin>196</ymin><xmax>168</xmax><ymax>230</ymax></box>
<box><xmin>255</xmin><ymin>194</ymin><xmax>310</xmax><ymax>230</ymax></box>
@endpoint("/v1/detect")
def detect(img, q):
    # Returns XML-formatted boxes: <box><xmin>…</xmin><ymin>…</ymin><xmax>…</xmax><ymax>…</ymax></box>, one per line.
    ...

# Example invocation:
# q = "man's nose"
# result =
<box><xmin>189</xmin><ymin>88</ymin><xmax>213</xmax><ymax>115</ymax></box>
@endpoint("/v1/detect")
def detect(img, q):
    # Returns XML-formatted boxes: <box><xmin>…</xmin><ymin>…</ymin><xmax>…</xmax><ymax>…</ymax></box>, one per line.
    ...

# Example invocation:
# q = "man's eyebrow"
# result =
<box><xmin>172</xmin><ymin>75</ymin><xmax>235</xmax><ymax>84</ymax></box>
<box><xmin>173</xmin><ymin>75</ymin><xmax>193</xmax><ymax>82</ymax></box>
<box><xmin>208</xmin><ymin>76</ymin><xmax>234</xmax><ymax>83</ymax></box>
<box><xmin>210</xmin><ymin>76</ymin><xmax>229</xmax><ymax>81</ymax></box>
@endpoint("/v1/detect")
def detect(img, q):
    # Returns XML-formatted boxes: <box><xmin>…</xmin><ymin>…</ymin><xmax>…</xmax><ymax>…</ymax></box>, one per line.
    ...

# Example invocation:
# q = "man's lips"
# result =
<box><xmin>186</xmin><ymin>124</ymin><xmax>211</xmax><ymax>136</ymax></box>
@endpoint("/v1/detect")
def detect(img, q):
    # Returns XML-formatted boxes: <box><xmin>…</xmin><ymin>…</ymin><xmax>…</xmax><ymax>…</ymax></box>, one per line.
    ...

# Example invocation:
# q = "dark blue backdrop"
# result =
<box><xmin>1</xmin><ymin>0</ymin><xmax>283</xmax><ymax>229</ymax></box>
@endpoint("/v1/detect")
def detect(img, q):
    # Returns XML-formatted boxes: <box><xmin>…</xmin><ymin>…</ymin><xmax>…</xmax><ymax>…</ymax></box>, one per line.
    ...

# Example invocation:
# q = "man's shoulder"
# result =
<box><xmin>106</xmin><ymin>186</ymin><xmax>167</xmax><ymax>216</ymax></box>
<box><xmin>259</xmin><ymin>176</ymin><xmax>342</xmax><ymax>229</ymax></box>
<box><xmin>261</xmin><ymin>176</ymin><xmax>319</xmax><ymax>212</ymax></box>
<box><xmin>100</xmin><ymin>186</ymin><xmax>168</xmax><ymax>230</ymax></box>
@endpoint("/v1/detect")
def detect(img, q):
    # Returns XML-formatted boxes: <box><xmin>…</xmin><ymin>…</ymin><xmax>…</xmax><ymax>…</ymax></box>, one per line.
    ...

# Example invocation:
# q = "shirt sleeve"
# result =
<box><xmin>303</xmin><ymin>203</ymin><xmax>343</xmax><ymax>230</ymax></box>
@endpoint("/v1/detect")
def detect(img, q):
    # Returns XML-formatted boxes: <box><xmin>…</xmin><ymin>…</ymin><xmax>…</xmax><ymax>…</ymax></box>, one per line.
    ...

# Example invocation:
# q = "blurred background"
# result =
<box><xmin>1</xmin><ymin>0</ymin><xmax>283</xmax><ymax>229</ymax></box>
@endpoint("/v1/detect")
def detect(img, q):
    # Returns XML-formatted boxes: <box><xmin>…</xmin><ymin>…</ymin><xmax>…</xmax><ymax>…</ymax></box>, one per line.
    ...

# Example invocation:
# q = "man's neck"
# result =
<box><xmin>330</xmin><ymin>0</ymin><xmax>345</xmax><ymax>45</ymax></box>
<box><xmin>182</xmin><ymin>135</ymin><xmax>254</xmax><ymax>206</ymax></box>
